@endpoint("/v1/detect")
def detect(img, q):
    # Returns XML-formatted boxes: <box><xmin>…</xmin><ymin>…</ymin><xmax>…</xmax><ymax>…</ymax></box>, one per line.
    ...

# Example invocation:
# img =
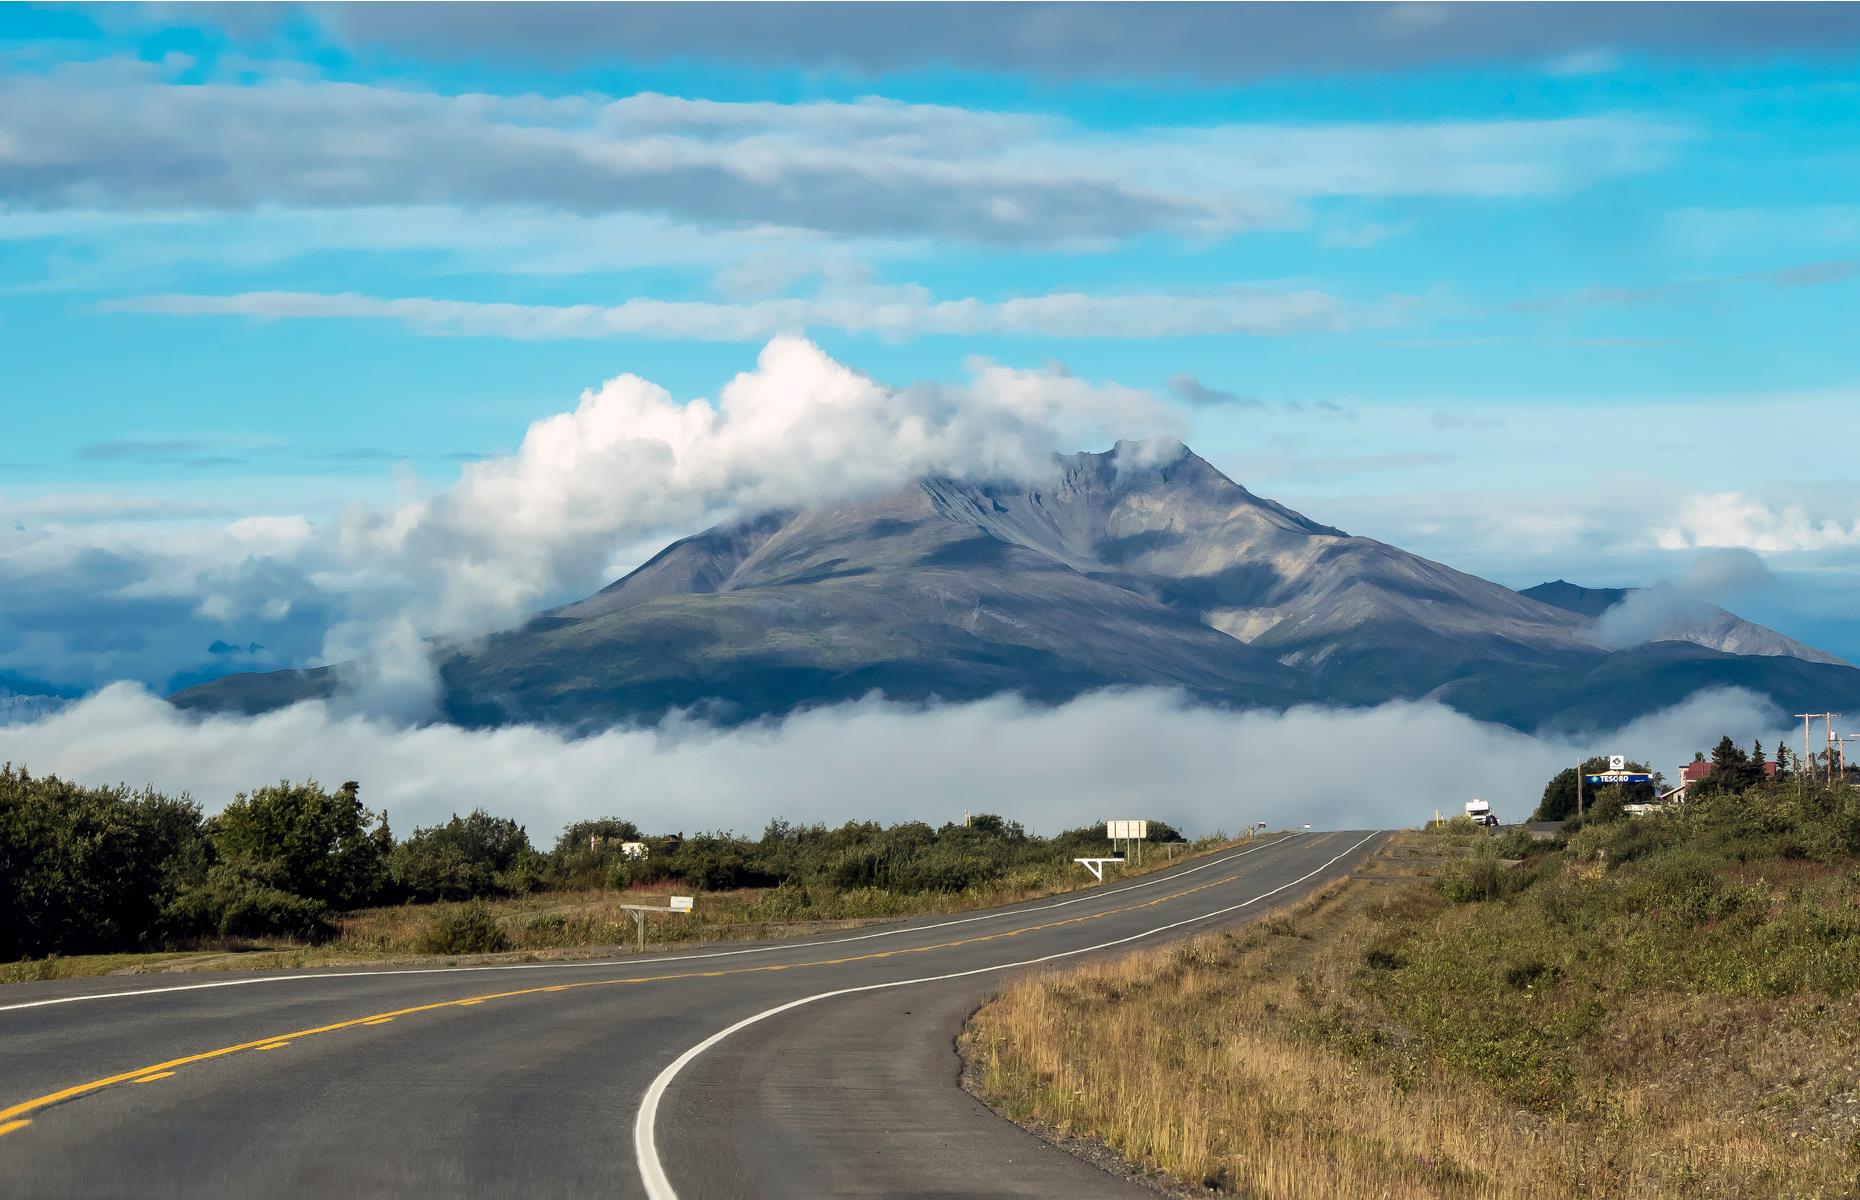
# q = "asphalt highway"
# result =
<box><xmin>0</xmin><ymin>829</ymin><xmax>1387</xmax><ymax>1198</ymax></box>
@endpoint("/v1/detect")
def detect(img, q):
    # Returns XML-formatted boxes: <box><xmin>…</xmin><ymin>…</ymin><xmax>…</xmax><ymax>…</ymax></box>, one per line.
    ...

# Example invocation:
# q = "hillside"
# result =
<box><xmin>963</xmin><ymin>780</ymin><xmax>1860</xmax><ymax>1199</ymax></box>
<box><xmin>1522</xmin><ymin>579</ymin><xmax>1849</xmax><ymax>665</ymax></box>
<box><xmin>172</xmin><ymin>442</ymin><xmax>1860</xmax><ymax>731</ymax></box>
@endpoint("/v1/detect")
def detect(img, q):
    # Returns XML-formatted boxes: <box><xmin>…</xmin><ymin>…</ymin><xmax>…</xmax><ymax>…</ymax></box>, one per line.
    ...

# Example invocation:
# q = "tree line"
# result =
<box><xmin>0</xmin><ymin>765</ymin><xmax>1179</xmax><ymax>962</ymax></box>
<box><xmin>1533</xmin><ymin>735</ymin><xmax>1832</xmax><ymax>823</ymax></box>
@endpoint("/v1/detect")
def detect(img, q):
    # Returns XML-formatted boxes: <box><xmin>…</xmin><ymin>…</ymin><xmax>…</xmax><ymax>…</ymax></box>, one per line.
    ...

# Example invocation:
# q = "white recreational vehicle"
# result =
<box><xmin>1464</xmin><ymin>798</ymin><xmax>1499</xmax><ymax>828</ymax></box>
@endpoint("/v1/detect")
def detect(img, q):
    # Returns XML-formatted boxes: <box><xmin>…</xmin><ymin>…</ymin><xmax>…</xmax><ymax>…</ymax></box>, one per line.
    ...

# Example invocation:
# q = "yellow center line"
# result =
<box><xmin>132</xmin><ymin>1072</ymin><xmax>175</xmax><ymax>1084</ymax></box>
<box><xmin>0</xmin><ymin>833</ymin><xmax>1335</xmax><ymax>1133</ymax></box>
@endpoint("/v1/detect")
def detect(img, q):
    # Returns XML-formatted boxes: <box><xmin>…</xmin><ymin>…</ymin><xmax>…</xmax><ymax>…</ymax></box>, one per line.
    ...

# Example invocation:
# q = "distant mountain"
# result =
<box><xmin>0</xmin><ymin>680</ymin><xmax>72</xmax><ymax>726</ymax></box>
<box><xmin>173</xmin><ymin>442</ymin><xmax>1860</xmax><ymax>733</ymax></box>
<box><xmin>1519</xmin><ymin>580</ymin><xmax>1629</xmax><ymax>620</ymax></box>
<box><xmin>1522</xmin><ymin>580</ymin><xmax>1848</xmax><ymax>666</ymax></box>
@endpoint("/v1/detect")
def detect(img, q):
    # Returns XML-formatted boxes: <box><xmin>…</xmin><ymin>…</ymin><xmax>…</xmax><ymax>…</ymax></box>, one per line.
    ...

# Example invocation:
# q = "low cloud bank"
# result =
<box><xmin>0</xmin><ymin>685</ymin><xmax>1790</xmax><ymax>842</ymax></box>
<box><xmin>1591</xmin><ymin>547</ymin><xmax>1772</xmax><ymax>648</ymax></box>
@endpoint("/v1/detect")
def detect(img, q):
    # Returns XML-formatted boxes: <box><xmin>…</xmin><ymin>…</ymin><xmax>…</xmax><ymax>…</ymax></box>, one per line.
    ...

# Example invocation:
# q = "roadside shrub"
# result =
<box><xmin>549</xmin><ymin>817</ymin><xmax>644</xmax><ymax>887</ymax></box>
<box><xmin>392</xmin><ymin>810</ymin><xmax>543</xmax><ymax>902</ymax></box>
<box><xmin>177</xmin><ymin>865</ymin><xmax>332</xmax><ymax>941</ymax></box>
<box><xmin>1439</xmin><ymin>858</ymin><xmax>1506</xmax><ymax>903</ymax></box>
<box><xmin>417</xmin><ymin>902</ymin><xmax>509</xmax><ymax>955</ymax></box>
<box><xmin>211</xmin><ymin>780</ymin><xmax>391</xmax><ymax>909</ymax></box>
<box><xmin>0</xmin><ymin>765</ymin><xmax>210</xmax><ymax>958</ymax></box>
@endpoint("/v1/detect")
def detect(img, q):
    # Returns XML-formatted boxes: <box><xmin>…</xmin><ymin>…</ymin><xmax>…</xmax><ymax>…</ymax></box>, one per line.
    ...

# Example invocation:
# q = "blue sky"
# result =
<box><xmin>4</xmin><ymin>2</ymin><xmax>1860</xmax><ymax>697</ymax></box>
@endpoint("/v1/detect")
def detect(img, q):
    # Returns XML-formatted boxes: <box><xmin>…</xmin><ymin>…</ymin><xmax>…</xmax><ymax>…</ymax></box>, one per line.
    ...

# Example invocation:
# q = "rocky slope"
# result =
<box><xmin>172</xmin><ymin>442</ymin><xmax>1860</xmax><ymax>732</ymax></box>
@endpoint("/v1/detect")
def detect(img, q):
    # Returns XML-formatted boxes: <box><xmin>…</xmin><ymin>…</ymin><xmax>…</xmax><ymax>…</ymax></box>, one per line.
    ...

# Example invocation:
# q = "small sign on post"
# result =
<box><xmin>620</xmin><ymin>895</ymin><xmax>695</xmax><ymax>952</ymax></box>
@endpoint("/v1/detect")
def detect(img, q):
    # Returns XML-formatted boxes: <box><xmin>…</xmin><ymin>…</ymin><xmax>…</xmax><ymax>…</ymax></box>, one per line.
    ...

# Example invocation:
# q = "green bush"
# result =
<box><xmin>171</xmin><ymin>863</ymin><xmax>332</xmax><ymax>941</ymax></box>
<box><xmin>417</xmin><ymin>902</ymin><xmax>509</xmax><ymax>955</ymax></box>
<box><xmin>0</xmin><ymin>765</ymin><xmax>209</xmax><ymax>958</ymax></box>
<box><xmin>391</xmin><ymin>810</ymin><xmax>543</xmax><ymax>901</ymax></box>
<box><xmin>549</xmin><ymin>817</ymin><xmax>644</xmax><ymax>887</ymax></box>
<box><xmin>1439</xmin><ymin>858</ymin><xmax>1501</xmax><ymax>903</ymax></box>
<box><xmin>211</xmin><ymin>780</ymin><xmax>391</xmax><ymax>909</ymax></box>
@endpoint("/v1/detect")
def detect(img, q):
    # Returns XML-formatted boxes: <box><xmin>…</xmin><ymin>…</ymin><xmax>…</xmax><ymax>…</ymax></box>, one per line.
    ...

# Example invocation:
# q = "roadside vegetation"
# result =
<box><xmin>1</xmin><ymin>763</ymin><xmax>1207</xmax><ymax>979</ymax></box>
<box><xmin>965</xmin><ymin>739</ymin><xmax>1860</xmax><ymax>1198</ymax></box>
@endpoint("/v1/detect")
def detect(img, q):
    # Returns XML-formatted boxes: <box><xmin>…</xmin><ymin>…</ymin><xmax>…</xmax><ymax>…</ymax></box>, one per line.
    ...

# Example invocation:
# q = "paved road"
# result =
<box><xmin>0</xmin><ymin>829</ymin><xmax>1386</xmax><ymax>1198</ymax></box>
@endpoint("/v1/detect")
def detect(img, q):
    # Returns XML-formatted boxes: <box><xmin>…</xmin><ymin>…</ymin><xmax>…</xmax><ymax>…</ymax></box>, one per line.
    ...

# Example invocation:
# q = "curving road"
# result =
<box><xmin>0</xmin><ymin>830</ymin><xmax>1386</xmax><ymax>1199</ymax></box>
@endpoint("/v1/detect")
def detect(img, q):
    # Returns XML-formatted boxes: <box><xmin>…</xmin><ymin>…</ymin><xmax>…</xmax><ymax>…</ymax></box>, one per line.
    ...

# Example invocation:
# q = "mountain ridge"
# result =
<box><xmin>1521</xmin><ymin>579</ymin><xmax>1848</xmax><ymax>666</ymax></box>
<box><xmin>171</xmin><ymin>442</ymin><xmax>1860</xmax><ymax>732</ymax></box>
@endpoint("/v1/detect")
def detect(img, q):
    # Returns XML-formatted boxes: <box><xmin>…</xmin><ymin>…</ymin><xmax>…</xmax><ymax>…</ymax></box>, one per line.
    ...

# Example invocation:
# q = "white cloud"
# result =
<box><xmin>1589</xmin><ymin>548</ymin><xmax>1774</xmax><ymax>649</ymax></box>
<box><xmin>109</xmin><ymin>283</ymin><xmax>1367</xmax><ymax>341</ymax></box>
<box><xmin>0</xmin><ymin>61</ymin><xmax>1683</xmax><ymax>245</ymax></box>
<box><xmin>0</xmin><ymin>685</ymin><xmax>1788</xmax><ymax>841</ymax></box>
<box><xmin>332</xmin><ymin>335</ymin><xmax>1180</xmax><ymax>644</ymax></box>
<box><xmin>0</xmin><ymin>340</ymin><xmax>1176</xmax><ymax>700</ymax></box>
<box><xmin>1656</xmin><ymin>492</ymin><xmax>1860</xmax><ymax>553</ymax></box>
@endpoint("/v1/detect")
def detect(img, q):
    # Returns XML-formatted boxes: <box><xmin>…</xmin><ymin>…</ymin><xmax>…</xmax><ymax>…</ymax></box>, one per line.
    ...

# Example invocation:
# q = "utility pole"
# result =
<box><xmin>1797</xmin><ymin>714</ymin><xmax>1837</xmax><ymax>783</ymax></box>
<box><xmin>1575</xmin><ymin>757</ymin><xmax>1583</xmax><ymax>821</ymax></box>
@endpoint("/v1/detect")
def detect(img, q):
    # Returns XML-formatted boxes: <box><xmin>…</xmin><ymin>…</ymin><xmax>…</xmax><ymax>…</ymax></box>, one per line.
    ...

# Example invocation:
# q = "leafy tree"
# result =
<box><xmin>0</xmin><ymin>765</ymin><xmax>208</xmax><ymax>958</ymax></box>
<box><xmin>391</xmin><ymin>809</ymin><xmax>543</xmax><ymax>901</ymax></box>
<box><xmin>1695</xmin><ymin>735</ymin><xmax>1766</xmax><ymax>797</ymax></box>
<box><xmin>549</xmin><ymin>817</ymin><xmax>644</xmax><ymax>887</ymax></box>
<box><xmin>164</xmin><ymin>779</ymin><xmax>392</xmax><ymax>940</ymax></box>
<box><xmin>668</xmin><ymin>831</ymin><xmax>780</xmax><ymax>892</ymax></box>
<box><xmin>207</xmin><ymin>779</ymin><xmax>392</xmax><ymax>910</ymax></box>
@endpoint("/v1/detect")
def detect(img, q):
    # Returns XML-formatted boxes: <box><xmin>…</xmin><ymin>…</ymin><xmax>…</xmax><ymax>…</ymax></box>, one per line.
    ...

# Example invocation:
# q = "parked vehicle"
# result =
<box><xmin>1464</xmin><ymin>798</ymin><xmax>1499</xmax><ymax>828</ymax></box>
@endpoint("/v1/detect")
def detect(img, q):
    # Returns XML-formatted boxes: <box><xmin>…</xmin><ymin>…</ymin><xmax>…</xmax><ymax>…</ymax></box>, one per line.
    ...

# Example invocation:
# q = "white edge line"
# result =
<box><xmin>0</xmin><ymin>834</ymin><xmax>1308</xmax><ymax>1015</ymax></box>
<box><xmin>632</xmin><ymin>830</ymin><xmax>1383</xmax><ymax>1200</ymax></box>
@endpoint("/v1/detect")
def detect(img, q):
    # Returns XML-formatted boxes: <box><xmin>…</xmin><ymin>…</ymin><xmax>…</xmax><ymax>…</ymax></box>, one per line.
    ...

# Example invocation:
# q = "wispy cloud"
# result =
<box><xmin>1169</xmin><ymin>374</ymin><xmax>1266</xmax><ymax>410</ymax></box>
<box><xmin>0</xmin><ymin>63</ymin><xmax>1684</xmax><ymax>245</ymax></box>
<box><xmin>108</xmin><ymin>284</ymin><xmax>1377</xmax><ymax>341</ymax></box>
<box><xmin>306</xmin><ymin>4</ymin><xmax>1860</xmax><ymax>81</ymax></box>
<box><xmin>1510</xmin><ymin>256</ymin><xmax>1860</xmax><ymax>312</ymax></box>
<box><xmin>74</xmin><ymin>438</ymin><xmax>253</xmax><ymax>468</ymax></box>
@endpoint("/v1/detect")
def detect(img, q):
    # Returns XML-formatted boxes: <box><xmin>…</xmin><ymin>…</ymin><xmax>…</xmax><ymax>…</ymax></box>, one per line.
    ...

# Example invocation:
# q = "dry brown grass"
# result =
<box><xmin>964</xmin><ymin>836</ymin><xmax>1860</xmax><ymax>1199</ymax></box>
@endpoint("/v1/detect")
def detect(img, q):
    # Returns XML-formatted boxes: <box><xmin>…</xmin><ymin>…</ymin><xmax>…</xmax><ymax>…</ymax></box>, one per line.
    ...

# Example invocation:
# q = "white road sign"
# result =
<box><xmin>668</xmin><ymin>895</ymin><xmax>694</xmax><ymax>912</ymax></box>
<box><xmin>1106</xmin><ymin>820</ymin><xmax>1149</xmax><ymax>841</ymax></box>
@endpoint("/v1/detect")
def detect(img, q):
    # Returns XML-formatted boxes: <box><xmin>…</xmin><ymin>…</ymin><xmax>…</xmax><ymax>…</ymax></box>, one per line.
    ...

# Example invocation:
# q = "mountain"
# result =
<box><xmin>0</xmin><ymin>675</ymin><xmax>75</xmax><ymax>725</ymax></box>
<box><xmin>172</xmin><ymin>442</ymin><xmax>1860</xmax><ymax>732</ymax></box>
<box><xmin>1521</xmin><ymin>580</ymin><xmax>1849</xmax><ymax>666</ymax></box>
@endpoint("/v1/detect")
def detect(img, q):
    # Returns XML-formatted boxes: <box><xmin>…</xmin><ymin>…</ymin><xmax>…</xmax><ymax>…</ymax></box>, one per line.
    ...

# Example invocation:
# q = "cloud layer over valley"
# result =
<box><xmin>0</xmin><ymin>684</ymin><xmax>1791</xmax><ymax>841</ymax></box>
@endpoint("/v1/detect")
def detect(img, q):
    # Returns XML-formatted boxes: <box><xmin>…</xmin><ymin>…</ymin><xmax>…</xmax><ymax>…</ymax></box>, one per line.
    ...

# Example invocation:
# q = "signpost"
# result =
<box><xmin>1106</xmin><ymin>819</ymin><xmax>1149</xmax><ymax>867</ymax></box>
<box><xmin>620</xmin><ymin>895</ymin><xmax>694</xmax><ymax>952</ymax></box>
<box><xmin>1584</xmin><ymin>754</ymin><xmax>1650</xmax><ymax>788</ymax></box>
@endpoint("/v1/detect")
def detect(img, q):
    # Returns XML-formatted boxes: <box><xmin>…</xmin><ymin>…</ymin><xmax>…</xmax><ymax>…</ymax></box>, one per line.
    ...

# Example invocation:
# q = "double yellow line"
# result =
<box><xmin>0</xmin><ymin>832</ymin><xmax>1332</xmax><ymax>1138</ymax></box>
